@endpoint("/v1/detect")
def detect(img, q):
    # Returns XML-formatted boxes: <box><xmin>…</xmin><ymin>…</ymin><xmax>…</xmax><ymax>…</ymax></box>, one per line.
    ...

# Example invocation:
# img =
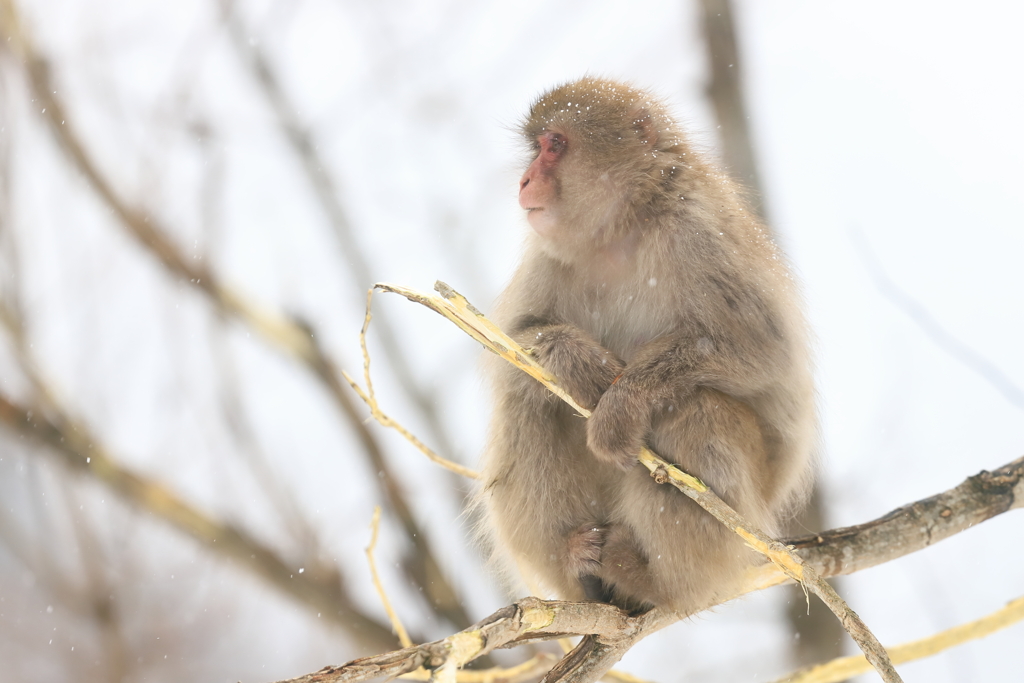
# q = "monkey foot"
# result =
<box><xmin>565</xmin><ymin>522</ymin><xmax>608</xmax><ymax>577</ymax></box>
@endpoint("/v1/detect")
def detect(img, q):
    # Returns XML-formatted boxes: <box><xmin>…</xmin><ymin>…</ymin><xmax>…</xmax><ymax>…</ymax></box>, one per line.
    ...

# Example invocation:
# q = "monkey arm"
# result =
<box><xmin>586</xmin><ymin>324</ymin><xmax>788</xmax><ymax>470</ymax></box>
<box><xmin>509</xmin><ymin>315</ymin><xmax>625</xmax><ymax>410</ymax></box>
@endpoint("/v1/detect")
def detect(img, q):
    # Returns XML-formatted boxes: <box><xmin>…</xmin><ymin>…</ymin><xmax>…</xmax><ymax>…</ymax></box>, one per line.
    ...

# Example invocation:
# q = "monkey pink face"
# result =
<box><xmin>519</xmin><ymin>131</ymin><xmax>567</xmax><ymax>237</ymax></box>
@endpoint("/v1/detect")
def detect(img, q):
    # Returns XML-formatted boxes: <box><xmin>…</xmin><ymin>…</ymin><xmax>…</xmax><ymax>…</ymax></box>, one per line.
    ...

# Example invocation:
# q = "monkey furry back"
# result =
<box><xmin>477</xmin><ymin>78</ymin><xmax>815</xmax><ymax>616</ymax></box>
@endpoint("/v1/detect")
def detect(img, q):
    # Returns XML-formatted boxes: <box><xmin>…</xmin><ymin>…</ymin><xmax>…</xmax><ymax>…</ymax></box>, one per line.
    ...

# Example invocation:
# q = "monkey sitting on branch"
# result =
<box><xmin>478</xmin><ymin>78</ymin><xmax>816</xmax><ymax>616</ymax></box>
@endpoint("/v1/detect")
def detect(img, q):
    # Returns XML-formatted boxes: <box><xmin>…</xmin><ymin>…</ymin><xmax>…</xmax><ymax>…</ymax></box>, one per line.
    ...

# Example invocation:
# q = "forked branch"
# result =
<box><xmin>268</xmin><ymin>453</ymin><xmax>1022</xmax><ymax>683</ymax></box>
<box><xmin>0</xmin><ymin>0</ymin><xmax>473</xmax><ymax>632</ymax></box>
<box><xmin>369</xmin><ymin>282</ymin><xmax>900</xmax><ymax>682</ymax></box>
<box><xmin>332</xmin><ymin>281</ymin><xmax>1022</xmax><ymax>683</ymax></box>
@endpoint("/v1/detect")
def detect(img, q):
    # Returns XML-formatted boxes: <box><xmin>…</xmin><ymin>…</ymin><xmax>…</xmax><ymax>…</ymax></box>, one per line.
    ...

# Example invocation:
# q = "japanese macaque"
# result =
<box><xmin>477</xmin><ymin>78</ymin><xmax>816</xmax><ymax>616</ymax></box>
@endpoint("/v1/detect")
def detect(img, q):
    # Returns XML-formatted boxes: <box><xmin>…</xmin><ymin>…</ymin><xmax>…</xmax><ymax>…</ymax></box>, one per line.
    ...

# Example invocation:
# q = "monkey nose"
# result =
<box><xmin>520</xmin><ymin>177</ymin><xmax>530</xmax><ymax>190</ymax></box>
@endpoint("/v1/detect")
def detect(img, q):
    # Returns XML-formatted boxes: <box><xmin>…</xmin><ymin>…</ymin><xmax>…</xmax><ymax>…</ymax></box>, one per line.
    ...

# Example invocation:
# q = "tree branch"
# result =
<box><xmin>372</xmin><ymin>282</ymin><xmax>902</xmax><ymax>682</ymax></box>
<box><xmin>771</xmin><ymin>595</ymin><xmax>1024</xmax><ymax>683</ymax></box>
<box><xmin>220</xmin><ymin>1</ymin><xmax>463</xmax><ymax>465</ymax></box>
<box><xmin>323</xmin><ymin>281</ymin><xmax>1022</xmax><ymax>683</ymax></box>
<box><xmin>768</xmin><ymin>454</ymin><xmax>1024</xmax><ymax>584</ymax></box>
<box><xmin>0</xmin><ymin>391</ymin><xmax>400</xmax><ymax>653</ymax></box>
<box><xmin>268</xmin><ymin>455</ymin><xmax>1023</xmax><ymax>683</ymax></box>
<box><xmin>0</xmin><ymin>0</ymin><xmax>470</xmax><ymax>632</ymax></box>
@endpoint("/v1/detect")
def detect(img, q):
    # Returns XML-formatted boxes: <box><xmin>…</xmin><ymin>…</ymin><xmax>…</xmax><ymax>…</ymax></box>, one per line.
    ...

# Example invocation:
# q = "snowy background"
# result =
<box><xmin>0</xmin><ymin>1</ymin><xmax>1021</xmax><ymax>682</ymax></box>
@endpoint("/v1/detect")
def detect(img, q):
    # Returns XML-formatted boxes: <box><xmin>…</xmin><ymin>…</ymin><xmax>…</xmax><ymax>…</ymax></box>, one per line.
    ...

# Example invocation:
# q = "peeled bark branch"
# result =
<box><xmin>374</xmin><ymin>282</ymin><xmax>901</xmax><ymax>682</ymax></box>
<box><xmin>304</xmin><ymin>282</ymin><xmax>1023</xmax><ymax>683</ymax></box>
<box><xmin>269</xmin><ymin>455</ymin><xmax>1023</xmax><ymax>683</ymax></box>
<box><xmin>641</xmin><ymin>461</ymin><xmax>901</xmax><ymax>683</ymax></box>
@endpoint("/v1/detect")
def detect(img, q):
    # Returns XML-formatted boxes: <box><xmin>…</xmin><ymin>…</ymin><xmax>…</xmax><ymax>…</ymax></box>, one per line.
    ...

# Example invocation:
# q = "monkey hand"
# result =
<box><xmin>586</xmin><ymin>379</ymin><xmax>651</xmax><ymax>470</ymax></box>
<box><xmin>520</xmin><ymin>323</ymin><xmax>624</xmax><ymax>410</ymax></box>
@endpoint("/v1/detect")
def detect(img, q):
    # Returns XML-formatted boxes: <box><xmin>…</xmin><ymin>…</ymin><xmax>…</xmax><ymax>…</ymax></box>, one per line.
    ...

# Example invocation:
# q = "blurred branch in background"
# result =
<box><xmin>774</xmin><ymin>596</ymin><xmax>1024</xmax><ymax>683</ymax></box>
<box><xmin>699</xmin><ymin>0</ymin><xmax>764</xmax><ymax>213</ymax></box>
<box><xmin>0</xmin><ymin>471</ymin><xmax>131</xmax><ymax>682</ymax></box>
<box><xmin>220</xmin><ymin>1</ymin><xmax>464</xmax><ymax>464</ymax></box>
<box><xmin>0</xmin><ymin>0</ymin><xmax>473</xmax><ymax>633</ymax></box>
<box><xmin>0</xmin><ymin>299</ymin><xmax>399</xmax><ymax>653</ymax></box>
<box><xmin>698</xmin><ymin>0</ymin><xmax>847</xmax><ymax>668</ymax></box>
<box><xmin>0</xmin><ymin>203</ymin><xmax>135</xmax><ymax>679</ymax></box>
<box><xmin>851</xmin><ymin>227</ymin><xmax>1024</xmax><ymax>411</ymax></box>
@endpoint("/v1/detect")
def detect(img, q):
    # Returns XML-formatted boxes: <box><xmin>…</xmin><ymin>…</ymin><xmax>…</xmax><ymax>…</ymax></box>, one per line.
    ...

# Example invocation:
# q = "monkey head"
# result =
<box><xmin>519</xmin><ymin>78</ymin><xmax>685</xmax><ymax>264</ymax></box>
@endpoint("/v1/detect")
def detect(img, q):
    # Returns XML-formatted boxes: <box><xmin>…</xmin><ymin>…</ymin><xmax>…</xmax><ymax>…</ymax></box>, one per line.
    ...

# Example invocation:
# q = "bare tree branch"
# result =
<box><xmin>771</xmin><ymin>595</ymin><xmax>1024</xmax><ymax>683</ymax></box>
<box><xmin>220</xmin><ymin>1</ymin><xmax>462</xmax><ymax>464</ymax></box>
<box><xmin>268</xmin><ymin>455</ymin><xmax>1023</xmax><ymax>683</ymax></box>
<box><xmin>772</xmin><ymin>455</ymin><xmax>1024</xmax><ymax>581</ymax></box>
<box><xmin>851</xmin><ymin>227</ymin><xmax>1024</xmax><ymax>410</ymax></box>
<box><xmin>698</xmin><ymin>0</ymin><xmax>764</xmax><ymax>211</ymax></box>
<box><xmin>271</xmin><ymin>598</ymin><xmax>643</xmax><ymax>683</ymax></box>
<box><xmin>0</xmin><ymin>391</ymin><xmax>399</xmax><ymax>653</ymax></box>
<box><xmin>0</xmin><ymin>0</ymin><xmax>471</xmax><ymax>632</ymax></box>
<box><xmin>372</xmin><ymin>282</ymin><xmax>902</xmax><ymax>682</ymax></box>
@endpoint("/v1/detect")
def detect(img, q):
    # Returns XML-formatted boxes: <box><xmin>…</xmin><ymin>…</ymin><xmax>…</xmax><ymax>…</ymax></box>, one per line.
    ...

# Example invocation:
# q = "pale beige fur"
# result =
<box><xmin>477</xmin><ymin>78</ymin><xmax>816</xmax><ymax>615</ymax></box>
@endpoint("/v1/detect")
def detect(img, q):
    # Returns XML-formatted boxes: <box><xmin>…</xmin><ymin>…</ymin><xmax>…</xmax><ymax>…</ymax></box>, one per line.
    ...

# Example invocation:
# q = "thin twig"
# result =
<box><xmin>0</xmin><ymin>0</ymin><xmax>472</xmax><ymax>632</ymax></box>
<box><xmin>367</xmin><ymin>506</ymin><xmax>413</xmax><ymax>649</ymax></box>
<box><xmin>265</xmin><ymin>454</ymin><xmax>1023</xmax><ymax>683</ymax></box>
<box><xmin>343</xmin><ymin>289</ymin><xmax>479</xmax><ymax>480</ymax></box>
<box><xmin>373</xmin><ymin>281</ymin><xmax>903</xmax><ymax>683</ymax></box>
<box><xmin>0</xmin><ymin>390</ymin><xmax>399</xmax><ymax>651</ymax></box>
<box><xmin>851</xmin><ymin>227</ymin><xmax>1024</xmax><ymax>410</ymax></box>
<box><xmin>770</xmin><ymin>596</ymin><xmax>1024</xmax><ymax>683</ymax></box>
<box><xmin>398</xmin><ymin>653</ymin><xmax>558</xmax><ymax>683</ymax></box>
<box><xmin>220</xmin><ymin>1</ymin><xmax>463</xmax><ymax>464</ymax></box>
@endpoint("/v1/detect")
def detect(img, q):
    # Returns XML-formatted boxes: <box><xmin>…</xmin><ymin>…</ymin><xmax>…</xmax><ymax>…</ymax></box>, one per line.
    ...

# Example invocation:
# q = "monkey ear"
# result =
<box><xmin>630</xmin><ymin>106</ymin><xmax>660</xmax><ymax>147</ymax></box>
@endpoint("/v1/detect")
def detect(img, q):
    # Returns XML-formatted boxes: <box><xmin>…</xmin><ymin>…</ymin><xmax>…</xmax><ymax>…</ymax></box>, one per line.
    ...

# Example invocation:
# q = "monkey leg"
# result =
<box><xmin>588</xmin><ymin>524</ymin><xmax>658</xmax><ymax>614</ymax></box>
<box><xmin>480</xmin><ymin>398</ymin><xmax>620</xmax><ymax>602</ymax></box>
<box><xmin>601</xmin><ymin>387</ymin><xmax>772</xmax><ymax>613</ymax></box>
<box><xmin>564</xmin><ymin>522</ymin><xmax>615</xmax><ymax>603</ymax></box>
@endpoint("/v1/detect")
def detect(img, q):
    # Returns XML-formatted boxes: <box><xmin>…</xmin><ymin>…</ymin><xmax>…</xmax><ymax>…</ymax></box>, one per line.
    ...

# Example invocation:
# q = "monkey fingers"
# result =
<box><xmin>517</xmin><ymin>322</ymin><xmax>624</xmax><ymax>409</ymax></box>
<box><xmin>586</xmin><ymin>381</ymin><xmax>653</xmax><ymax>470</ymax></box>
